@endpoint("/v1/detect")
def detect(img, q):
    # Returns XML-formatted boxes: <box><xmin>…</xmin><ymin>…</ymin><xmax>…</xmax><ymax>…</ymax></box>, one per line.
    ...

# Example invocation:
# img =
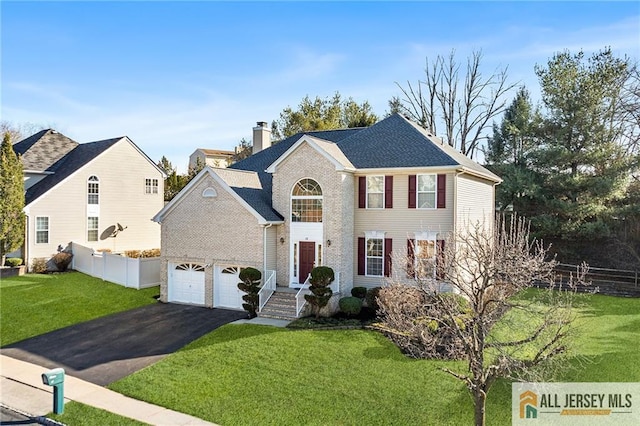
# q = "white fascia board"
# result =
<box><xmin>265</xmin><ymin>136</ymin><xmax>355</xmax><ymax>173</ymax></box>
<box><xmin>458</xmin><ymin>166</ymin><xmax>503</xmax><ymax>184</ymax></box>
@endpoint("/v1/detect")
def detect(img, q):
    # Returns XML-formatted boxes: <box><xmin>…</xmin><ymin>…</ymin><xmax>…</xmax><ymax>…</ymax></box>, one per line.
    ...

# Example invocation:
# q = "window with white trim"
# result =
<box><xmin>36</xmin><ymin>217</ymin><xmax>49</xmax><ymax>244</ymax></box>
<box><xmin>366</xmin><ymin>176</ymin><xmax>384</xmax><ymax>209</ymax></box>
<box><xmin>291</xmin><ymin>178</ymin><xmax>323</xmax><ymax>222</ymax></box>
<box><xmin>412</xmin><ymin>231</ymin><xmax>438</xmax><ymax>278</ymax></box>
<box><xmin>366</xmin><ymin>237</ymin><xmax>384</xmax><ymax>276</ymax></box>
<box><xmin>87</xmin><ymin>217</ymin><xmax>99</xmax><ymax>242</ymax></box>
<box><xmin>87</xmin><ymin>176</ymin><xmax>99</xmax><ymax>205</ymax></box>
<box><xmin>417</xmin><ymin>174</ymin><xmax>436</xmax><ymax>209</ymax></box>
<box><xmin>145</xmin><ymin>178</ymin><xmax>159</xmax><ymax>194</ymax></box>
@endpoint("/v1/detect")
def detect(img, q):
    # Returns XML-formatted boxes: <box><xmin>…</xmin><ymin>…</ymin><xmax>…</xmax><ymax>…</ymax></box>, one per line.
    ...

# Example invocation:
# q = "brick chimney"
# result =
<box><xmin>252</xmin><ymin>121</ymin><xmax>271</xmax><ymax>154</ymax></box>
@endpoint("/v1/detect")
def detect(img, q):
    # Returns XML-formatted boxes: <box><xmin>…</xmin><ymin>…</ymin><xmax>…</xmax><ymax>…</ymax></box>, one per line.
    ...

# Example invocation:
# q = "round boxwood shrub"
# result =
<box><xmin>339</xmin><ymin>296</ymin><xmax>362</xmax><ymax>316</ymax></box>
<box><xmin>4</xmin><ymin>257</ymin><xmax>22</xmax><ymax>267</ymax></box>
<box><xmin>365</xmin><ymin>286</ymin><xmax>382</xmax><ymax>310</ymax></box>
<box><xmin>351</xmin><ymin>286</ymin><xmax>367</xmax><ymax>299</ymax></box>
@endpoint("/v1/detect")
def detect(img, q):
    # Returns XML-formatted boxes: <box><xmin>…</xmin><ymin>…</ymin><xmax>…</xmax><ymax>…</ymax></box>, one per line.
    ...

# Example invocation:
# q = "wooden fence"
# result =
<box><xmin>552</xmin><ymin>263</ymin><xmax>639</xmax><ymax>296</ymax></box>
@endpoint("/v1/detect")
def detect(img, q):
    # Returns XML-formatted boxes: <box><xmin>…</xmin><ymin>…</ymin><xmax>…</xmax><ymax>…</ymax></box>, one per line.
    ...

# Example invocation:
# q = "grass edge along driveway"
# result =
<box><xmin>110</xmin><ymin>292</ymin><xmax>640</xmax><ymax>426</ymax></box>
<box><xmin>1</xmin><ymin>272</ymin><xmax>159</xmax><ymax>346</ymax></box>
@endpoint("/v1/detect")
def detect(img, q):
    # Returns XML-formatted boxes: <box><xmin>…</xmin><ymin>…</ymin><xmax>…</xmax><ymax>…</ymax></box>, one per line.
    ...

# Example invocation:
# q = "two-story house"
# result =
<box><xmin>13</xmin><ymin>129</ymin><xmax>165</xmax><ymax>270</ymax></box>
<box><xmin>153</xmin><ymin>114</ymin><xmax>501</xmax><ymax>314</ymax></box>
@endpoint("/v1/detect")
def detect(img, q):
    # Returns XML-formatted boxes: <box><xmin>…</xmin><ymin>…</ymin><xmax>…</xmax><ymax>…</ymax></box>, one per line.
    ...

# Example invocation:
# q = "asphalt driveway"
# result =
<box><xmin>1</xmin><ymin>303</ymin><xmax>247</xmax><ymax>386</ymax></box>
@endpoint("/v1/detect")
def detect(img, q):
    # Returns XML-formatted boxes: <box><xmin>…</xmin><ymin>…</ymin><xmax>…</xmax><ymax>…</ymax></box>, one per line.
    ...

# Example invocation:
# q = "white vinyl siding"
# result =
<box><xmin>456</xmin><ymin>174</ymin><xmax>495</xmax><ymax>233</ymax></box>
<box><xmin>354</xmin><ymin>172</ymin><xmax>455</xmax><ymax>288</ymax></box>
<box><xmin>25</xmin><ymin>139</ymin><xmax>163</xmax><ymax>266</ymax></box>
<box><xmin>36</xmin><ymin>217</ymin><xmax>49</xmax><ymax>244</ymax></box>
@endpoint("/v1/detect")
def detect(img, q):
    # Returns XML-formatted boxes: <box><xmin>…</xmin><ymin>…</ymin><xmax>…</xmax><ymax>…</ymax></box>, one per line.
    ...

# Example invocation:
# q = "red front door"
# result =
<box><xmin>299</xmin><ymin>242</ymin><xmax>315</xmax><ymax>284</ymax></box>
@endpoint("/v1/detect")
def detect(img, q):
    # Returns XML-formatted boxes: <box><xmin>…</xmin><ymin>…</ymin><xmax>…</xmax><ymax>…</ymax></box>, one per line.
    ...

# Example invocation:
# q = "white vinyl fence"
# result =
<box><xmin>71</xmin><ymin>242</ymin><xmax>161</xmax><ymax>289</ymax></box>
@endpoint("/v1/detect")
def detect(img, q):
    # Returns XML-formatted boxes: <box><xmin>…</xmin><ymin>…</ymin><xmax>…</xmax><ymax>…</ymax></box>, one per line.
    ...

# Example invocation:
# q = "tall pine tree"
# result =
<box><xmin>532</xmin><ymin>48</ymin><xmax>633</xmax><ymax>240</ymax></box>
<box><xmin>0</xmin><ymin>132</ymin><xmax>25</xmax><ymax>265</ymax></box>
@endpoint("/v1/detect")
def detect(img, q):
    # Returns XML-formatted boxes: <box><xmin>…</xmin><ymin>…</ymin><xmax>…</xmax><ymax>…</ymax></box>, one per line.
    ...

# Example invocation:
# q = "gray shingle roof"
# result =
<box><xmin>13</xmin><ymin>129</ymin><xmax>79</xmax><ymax>171</ymax></box>
<box><xmin>24</xmin><ymin>137</ymin><xmax>122</xmax><ymax>205</ymax></box>
<box><xmin>226</xmin><ymin>114</ymin><xmax>499</xmax><ymax>220</ymax></box>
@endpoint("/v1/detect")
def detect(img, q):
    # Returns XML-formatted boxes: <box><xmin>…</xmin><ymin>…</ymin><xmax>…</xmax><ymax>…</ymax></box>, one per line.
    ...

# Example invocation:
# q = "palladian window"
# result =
<box><xmin>291</xmin><ymin>178</ymin><xmax>322</xmax><ymax>223</ymax></box>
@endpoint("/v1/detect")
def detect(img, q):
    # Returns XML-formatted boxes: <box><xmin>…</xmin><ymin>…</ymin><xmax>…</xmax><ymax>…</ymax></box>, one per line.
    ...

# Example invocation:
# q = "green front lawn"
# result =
<box><xmin>49</xmin><ymin>402</ymin><xmax>149</xmax><ymax>426</ymax></box>
<box><xmin>0</xmin><ymin>272</ymin><xmax>159</xmax><ymax>346</ymax></box>
<box><xmin>110</xmin><ymin>293</ymin><xmax>640</xmax><ymax>426</ymax></box>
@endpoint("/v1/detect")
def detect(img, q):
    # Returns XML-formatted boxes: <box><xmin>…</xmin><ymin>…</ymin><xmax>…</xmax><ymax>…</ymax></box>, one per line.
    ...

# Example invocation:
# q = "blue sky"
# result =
<box><xmin>2</xmin><ymin>1</ymin><xmax>639</xmax><ymax>172</ymax></box>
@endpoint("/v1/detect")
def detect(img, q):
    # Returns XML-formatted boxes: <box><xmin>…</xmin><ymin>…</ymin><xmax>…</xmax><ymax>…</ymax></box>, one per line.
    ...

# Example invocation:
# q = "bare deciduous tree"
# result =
<box><xmin>375</xmin><ymin>216</ymin><xmax>588</xmax><ymax>426</ymax></box>
<box><xmin>395</xmin><ymin>50</ymin><xmax>517</xmax><ymax>159</ymax></box>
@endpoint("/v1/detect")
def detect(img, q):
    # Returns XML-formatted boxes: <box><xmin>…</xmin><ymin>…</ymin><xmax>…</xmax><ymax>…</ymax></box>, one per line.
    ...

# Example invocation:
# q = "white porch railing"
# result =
<box><xmin>295</xmin><ymin>271</ymin><xmax>341</xmax><ymax>317</ymax></box>
<box><xmin>258</xmin><ymin>270</ymin><xmax>276</xmax><ymax>311</ymax></box>
<box><xmin>295</xmin><ymin>274</ymin><xmax>312</xmax><ymax>317</ymax></box>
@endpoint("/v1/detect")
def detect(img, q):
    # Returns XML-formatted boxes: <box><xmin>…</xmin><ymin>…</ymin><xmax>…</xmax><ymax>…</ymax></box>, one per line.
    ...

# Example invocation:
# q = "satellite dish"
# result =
<box><xmin>101</xmin><ymin>225</ymin><xmax>116</xmax><ymax>240</ymax></box>
<box><xmin>117</xmin><ymin>223</ymin><xmax>126</xmax><ymax>232</ymax></box>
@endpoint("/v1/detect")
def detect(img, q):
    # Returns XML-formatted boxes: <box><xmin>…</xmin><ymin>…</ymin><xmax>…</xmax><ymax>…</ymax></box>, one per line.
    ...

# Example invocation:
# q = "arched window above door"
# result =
<box><xmin>291</xmin><ymin>178</ymin><xmax>322</xmax><ymax>222</ymax></box>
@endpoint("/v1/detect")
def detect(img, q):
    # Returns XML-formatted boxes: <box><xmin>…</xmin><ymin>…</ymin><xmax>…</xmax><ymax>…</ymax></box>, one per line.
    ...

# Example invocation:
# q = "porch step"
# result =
<box><xmin>259</xmin><ymin>291</ymin><xmax>298</xmax><ymax>320</ymax></box>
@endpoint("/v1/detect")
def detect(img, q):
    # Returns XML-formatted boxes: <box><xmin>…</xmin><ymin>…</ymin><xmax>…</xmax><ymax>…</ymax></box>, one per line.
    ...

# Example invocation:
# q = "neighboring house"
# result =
<box><xmin>12</xmin><ymin>129</ymin><xmax>165</xmax><ymax>270</ymax></box>
<box><xmin>189</xmin><ymin>148</ymin><xmax>235</xmax><ymax>170</ymax></box>
<box><xmin>153</xmin><ymin>115</ymin><xmax>501</xmax><ymax>313</ymax></box>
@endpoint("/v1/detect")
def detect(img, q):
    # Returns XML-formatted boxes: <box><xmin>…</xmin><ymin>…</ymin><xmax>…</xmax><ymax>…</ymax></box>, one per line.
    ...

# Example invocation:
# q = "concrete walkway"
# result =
<box><xmin>0</xmin><ymin>355</ymin><xmax>217</xmax><ymax>425</ymax></box>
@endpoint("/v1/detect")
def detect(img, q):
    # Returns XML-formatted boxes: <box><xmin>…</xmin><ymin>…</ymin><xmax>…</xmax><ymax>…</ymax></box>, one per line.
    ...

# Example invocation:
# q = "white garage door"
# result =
<box><xmin>215</xmin><ymin>266</ymin><xmax>245</xmax><ymax>309</ymax></box>
<box><xmin>169</xmin><ymin>263</ymin><xmax>205</xmax><ymax>305</ymax></box>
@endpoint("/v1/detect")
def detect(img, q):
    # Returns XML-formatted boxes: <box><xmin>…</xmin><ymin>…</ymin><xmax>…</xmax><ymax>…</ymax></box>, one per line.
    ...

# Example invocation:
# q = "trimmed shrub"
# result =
<box><xmin>31</xmin><ymin>258</ymin><xmax>47</xmax><ymax>274</ymax></box>
<box><xmin>351</xmin><ymin>286</ymin><xmax>367</xmax><ymax>299</ymax></box>
<box><xmin>238</xmin><ymin>267</ymin><xmax>261</xmax><ymax>318</ymax></box>
<box><xmin>365</xmin><ymin>287</ymin><xmax>382</xmax><ymax>310</ymax></box>
<box><xmin>4</xmin><ymin>257</ymin><xmax>22</xmax><ymax>267</ymax></box>
<box><xmin>97</xmin><ymin>248</ymin><xmax>112</xmax><ymax>253</ymax></box>
<box><xmin>142</xmin><ymin>248</ymin><xmax>160</xmax><ymax>258</ymax></box>
<box><xmin>339</xmin><ymin>296</ymin><xmax>362</xmax><ymax>316</ymax></box>
<box><xmin>125</xmin><ymin>250</ymin><xmax>142</xmax><ymax>258</ymax></box>
<box><xmin>304</xmin><ymin>266</ymin><xmax>334</xmax><ymax>319</ymax></box>
<box><xmin>52</xmin><ymin>252</ymin><xmax>73</xmax><ymax>272</ymax></box>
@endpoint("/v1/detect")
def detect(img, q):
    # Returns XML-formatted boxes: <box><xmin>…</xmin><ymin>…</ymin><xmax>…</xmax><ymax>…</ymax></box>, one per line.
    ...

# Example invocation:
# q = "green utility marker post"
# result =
<box><xmin>41</xmin><ymin>368</ymin><xmax>65</xmax><ymax>414</ymax></box>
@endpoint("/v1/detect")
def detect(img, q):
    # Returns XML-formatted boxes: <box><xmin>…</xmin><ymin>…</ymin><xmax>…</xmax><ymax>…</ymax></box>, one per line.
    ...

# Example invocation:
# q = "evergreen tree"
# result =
<box><xmin>486</xmin><ymin>87</ymin><xmax>543</xmax><ymax>215</ymax></box>
<box><xmin>0</xmin><ymin>133</ymin><xmax>25</xmax><ymax>265</ymax></box>
<box><xmin>271</xmin><ymin>92</ymin><xmax>378</xmax><ymax>140</ymax></box>
<box><xmin>532</xmin><ymin>48</ymin><xmax>633</xmax><ymax>239</ymax></box>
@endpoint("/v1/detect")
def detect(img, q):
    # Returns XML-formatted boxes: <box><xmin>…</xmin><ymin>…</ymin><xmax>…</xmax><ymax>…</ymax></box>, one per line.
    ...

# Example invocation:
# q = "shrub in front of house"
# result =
<box><xmin>52</xmin><ymin>252</ymin><xmax>73</xmax><ymax>272</ymax></box>
<box><xmin>351</xmin><ymin>286</ymin><xmax>367</xmax><ymax>299</ymax></box>
<box><xmin>238</xmin><ymin>267</ymin><xmax>261</xmax><ymax>318</ymax></box>
<box><xmin>365</xmin><ymin>287</ymin><xmax>382</xmax><ymax>311</ymax></box>
<box><xmin>31</xmin><ymin>258</ymin><xmax>47</xmax><ymax>273</ymax></box>
<box><xmin>339</xmin><ymin>296</ymin><xmax>363</xmax><ymax>316</ymax></box>
<box><xmin>4</xmin><ymin>257</ymin><xmax>22</xmax><ymax>267</ymax></box>
<box><xmin>125</xmin><ymin>249</ymin><xmax>161</xmax><ymax>258</ymax></box>
<box><xmin>304</xmin><ymin>266</ymin><xmax>334</xmax><ymax>319</ymax></box>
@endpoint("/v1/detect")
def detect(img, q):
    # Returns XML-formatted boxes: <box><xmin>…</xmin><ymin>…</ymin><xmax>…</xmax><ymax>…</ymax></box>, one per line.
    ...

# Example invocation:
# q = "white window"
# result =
<box><xmin>367</xmin><ymin>176</ymin><xmax>384</xmax><ymax>209</ymax></box>
<box><xmin>417</xmin><ymin>174</ymin><xmax>436</xmax><ymax>209</ymax></box>
<box><xmin>87</xmin><ymin>176</ymin><xmax>99</xmax><ymax>205</ymax></box>
<box><xmin>145</xmin><ymin>178</ymin><xmax>159</xmax><ymax>194</ymax></box>
<box><xmin>291</xmin><ymin>178</ymin><xmax>322</xmax><ymax>222</ymax></box>
<box><xmin>413</xmin><ymin>231</ymin><xmax>439</xmax><ymax>278</ymax></box>
<box><xmin>87</xmin><ymin>217</ymin><xmax>99</xmax><ymax>242</ymax></box>
<box><xmin>366</xmin><ymin>237</ymin><xmax>384</xmax><ymax>276</ymax></box>
<box><xmin>36</xmin><ymin>217</ymin><xmax>49</xmax><ymax>244</ymax></box>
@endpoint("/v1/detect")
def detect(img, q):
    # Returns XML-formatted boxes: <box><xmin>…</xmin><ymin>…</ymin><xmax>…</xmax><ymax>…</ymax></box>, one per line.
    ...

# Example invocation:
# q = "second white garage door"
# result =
<box><xmin>214</xmin><ymin>266</ymin><xmax>245</xmax><ymax>309</ymax></box>
<box><xmin>169</xmin><ymin>263</ymin><xmax>205</xmax><ymax>305</ymax></box>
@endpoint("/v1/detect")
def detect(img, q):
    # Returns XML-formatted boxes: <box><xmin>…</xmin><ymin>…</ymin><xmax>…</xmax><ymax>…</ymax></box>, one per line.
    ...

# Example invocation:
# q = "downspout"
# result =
<box><xmin>263</xmin><ymin>223</ymin><xmax>273</xmax><ymax>279</ymax></box>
